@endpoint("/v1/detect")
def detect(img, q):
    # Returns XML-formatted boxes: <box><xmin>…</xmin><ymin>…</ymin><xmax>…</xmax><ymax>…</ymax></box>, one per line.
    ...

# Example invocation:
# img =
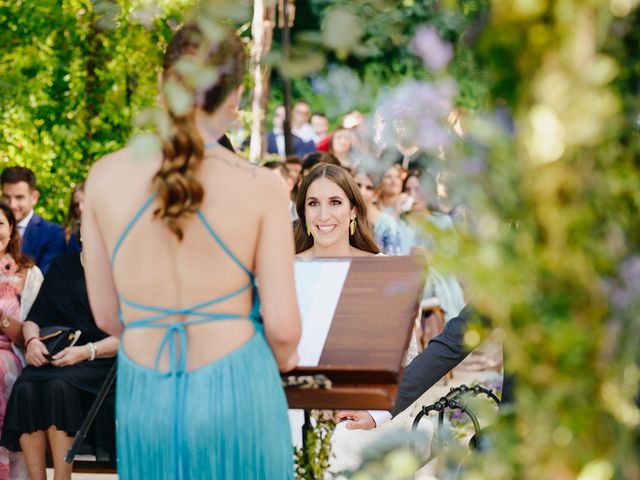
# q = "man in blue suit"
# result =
<box><xmin>267</xmin><ymin>105</ymin><xmax>316</xmax><ymax>158</ymax></box>
<box><xmin>1</xmin><ymin>167</ymin><xmax>65</xmax><ymax>274</ymax></box>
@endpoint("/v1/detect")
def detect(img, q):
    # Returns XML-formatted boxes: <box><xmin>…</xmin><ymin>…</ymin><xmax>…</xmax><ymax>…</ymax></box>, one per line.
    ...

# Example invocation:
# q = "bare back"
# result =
<box><xmin>87</xmin><ymin>144</ymin><xmax>294</xmax><ymax>371</ymax></box>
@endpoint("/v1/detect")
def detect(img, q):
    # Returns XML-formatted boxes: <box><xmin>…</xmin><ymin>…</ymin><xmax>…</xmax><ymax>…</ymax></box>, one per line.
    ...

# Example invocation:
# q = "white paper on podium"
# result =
<box><xmin>294</xmin><ymin>260</ymin><xmax>351</xmax><ymax>367</ymax></box>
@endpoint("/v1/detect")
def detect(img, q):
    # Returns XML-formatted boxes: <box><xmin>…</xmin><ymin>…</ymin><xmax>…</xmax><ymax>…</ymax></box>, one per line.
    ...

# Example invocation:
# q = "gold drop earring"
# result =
<box><xmin>350</xmin><ymin>218</ymin><xmax>356</xmax><ymax>236</ymax></box>
<box><xmin>306</xmin><ymin>222</ymin><xmax>312</xmax><ymax>236</ymax></box>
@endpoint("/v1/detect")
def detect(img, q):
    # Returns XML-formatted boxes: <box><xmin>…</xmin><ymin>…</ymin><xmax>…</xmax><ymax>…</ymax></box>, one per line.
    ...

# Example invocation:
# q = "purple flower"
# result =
<box><xmin>375</xmin><ymin>80</ymin><xmax>457</xmax><ymax>154</ymax></box>
<box><xmin>603</xmin><ymin>256</ymin><xmax>640</xmax><ymax>311</ymax></box>
<box><xmin>410</xmin><ymin>26</ymin><xmax>454</xmax><ymax>72</ymax></box>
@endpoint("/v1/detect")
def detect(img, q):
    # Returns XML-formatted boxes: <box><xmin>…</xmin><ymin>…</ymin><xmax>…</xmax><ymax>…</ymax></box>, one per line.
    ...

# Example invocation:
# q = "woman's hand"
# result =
<box><xmin>51</xmin><ymin>346</ymin><xmax>89</xmax><ymax>367</ymax></box>
<box><xmin>26</xmin><ymin>339</ymin><xmax>50</xmax><ymax>367</ymax></box>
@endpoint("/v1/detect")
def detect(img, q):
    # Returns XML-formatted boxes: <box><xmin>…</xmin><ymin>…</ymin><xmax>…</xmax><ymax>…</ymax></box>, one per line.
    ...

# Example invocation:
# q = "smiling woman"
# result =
<box><xmin>294</xmin><ymin>164</ymin><xmax>379</xmax><ymax>257</ymax></box>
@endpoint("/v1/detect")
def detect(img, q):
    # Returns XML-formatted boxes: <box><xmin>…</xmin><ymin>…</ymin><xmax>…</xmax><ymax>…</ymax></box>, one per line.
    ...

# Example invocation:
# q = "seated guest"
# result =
<box><xmin>294</xmin><ymin>163</ymin><xmax>379</xmax><ymax>259</ymax></box>
<box><xmin>301</xmin><ymin>152</ymin><xmax>342</xmax><ymax>178</ymax></box>
<box><xmin>64</xmin><ymin>183</ymin><xmax>84</xmax><ymax>253</ymax></box>
<box><xmin>310</xmin><ymin>112</ymin><xmax>330</xmax><ymax>145</ymax></box>
<box><xmin>0</xmin><ymin>202</ymin><xmax>44</xmax><ymax>479</ymax></box>
<box><xmin>267</xmin><ymin>105</ymin><xmax>316</xmax><ymax>158</ymax></box>
<box><xmin>354</xmin><ymin>171</ymin><xmax>401</xmax><ymax>255</ymax></box>
<box><xmin>284</xmin><ymin>156</ymin><xmax>303</xmax><ymax>187</ymax></box>
<box><xmin>311</xmin><ymin>112</ymin><xmax>329</xmax><ymax>137</ymax></box>
<box><xmin>1</xmin><ymin>167</ymin><xmax>65</xmax><ymax>274</ymax></box>
<box><xmin>291</xmin><ymin>100</ymin><xmax>316</xmax><ymax>144</ymax></box>
<box><xmin>329</xmin><ymin>127</ymin><xmax>355</xmax><ymax>169</ymax></box>
<box><xmin>263</xmin><ymin>161</ymin><xmax>297</xmax><ymax>221</ymax></box>
<box><xmin>0</xmin><ymin>225</ymin><xmax>118</xmax><ymax>480</ymax></box>
<box><xmin>376</xmin><ymin>165</ymin><xmax>405</xmax><ymax>214</ymax></box>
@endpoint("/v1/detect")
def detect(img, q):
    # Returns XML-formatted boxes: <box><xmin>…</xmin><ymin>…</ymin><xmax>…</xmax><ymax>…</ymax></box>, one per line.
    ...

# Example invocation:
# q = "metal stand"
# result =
<box><xmin>65</xmin><ymin>363</ymin><xmax>117</xmax><ymax>464</ymax></box>
<box><xmin>411</xmin><ymin>384</ymin><xmax>501</xmax><ymax>461</ymax></box>
<box><xmin>301</xmin><ymin>409</ymin><xmax>312</xmax><ymax>464</ymax></box>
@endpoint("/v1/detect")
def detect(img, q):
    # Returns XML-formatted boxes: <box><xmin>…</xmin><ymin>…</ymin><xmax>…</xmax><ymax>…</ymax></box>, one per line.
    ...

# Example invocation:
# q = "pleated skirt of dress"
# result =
<box><xmin>116</xmin><ymin>331</ymin><xmax>294</xmax><ymax>480</ymax></box>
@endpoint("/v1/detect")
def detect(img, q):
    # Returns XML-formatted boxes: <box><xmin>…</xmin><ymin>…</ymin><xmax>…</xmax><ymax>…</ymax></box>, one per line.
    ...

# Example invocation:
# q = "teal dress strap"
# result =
<box><xmin>111</xmin><ymin>194</ymin><xmax>156</xmax><ymax>265</ymax></box>
<box><xmin>110</xmin><ymin>194</ymin><xmax>264</xmax><ymax>479</ymax></box>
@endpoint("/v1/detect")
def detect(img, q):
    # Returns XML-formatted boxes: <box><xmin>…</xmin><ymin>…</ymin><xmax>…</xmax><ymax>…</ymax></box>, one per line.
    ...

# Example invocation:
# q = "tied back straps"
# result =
<box><xmin>112</xmin><ymin>193</ymin><xmax>259</xmax><ymax>373</ymax></box>
<box><xmin>112</xmin><ymin>192</ymin><xmax>260</xmax><ymax>480</ymax></box>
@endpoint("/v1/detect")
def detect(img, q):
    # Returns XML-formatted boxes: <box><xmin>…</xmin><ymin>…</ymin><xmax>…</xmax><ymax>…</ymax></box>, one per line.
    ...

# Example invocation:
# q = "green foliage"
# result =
<box><xmin>283</xmin><ymin>0</ymin><xmax>491</xmax><ymax>117</ymax></box>
<box><xmin>434</xmin><ymin>1</ymin><xmax>640</xmax><ymax>478</ymax></box>
<box><xmin>294</xmin><ymin>411</ymin><xmax>336</xmax><ymax>480</ymax></box>
<box><xmin>0</xmin><ymin>0</ymin><xmax>193</xmax><ymax>223</ymax></box>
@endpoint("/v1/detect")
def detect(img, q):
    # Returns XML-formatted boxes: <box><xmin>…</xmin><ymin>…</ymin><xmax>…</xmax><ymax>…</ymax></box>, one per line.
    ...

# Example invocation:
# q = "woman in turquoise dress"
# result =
<box><xmin>82</xmin><ymin>24</ymin><xmax>301</xmax><ymax>479</ymax></box>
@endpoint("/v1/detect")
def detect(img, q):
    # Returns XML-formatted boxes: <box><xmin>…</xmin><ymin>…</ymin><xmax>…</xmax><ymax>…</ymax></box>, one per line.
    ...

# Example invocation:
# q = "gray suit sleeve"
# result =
<box><xmin>392</xmin><ymin>306</ymin><xmax>487</xmax><ymax>416</ymax></box>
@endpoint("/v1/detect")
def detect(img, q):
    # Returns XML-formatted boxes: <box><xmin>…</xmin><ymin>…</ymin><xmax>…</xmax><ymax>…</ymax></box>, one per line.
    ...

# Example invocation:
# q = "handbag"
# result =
<box><xmin>39</xmin><ymin>326</ymin><xmax>82</xmax><ymax>359</ymax></box>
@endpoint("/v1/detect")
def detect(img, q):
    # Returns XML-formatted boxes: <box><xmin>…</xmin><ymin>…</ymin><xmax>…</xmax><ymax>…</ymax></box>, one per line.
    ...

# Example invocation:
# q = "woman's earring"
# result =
<box><xmin>306</xmin><ymin>222</ymin><xmax>312</xmax><ymax>236</ymax></box>
<box><xmin>350</xmin><ymin>218</ymin><xmax>356</xmax><ymax>236</ymax></box>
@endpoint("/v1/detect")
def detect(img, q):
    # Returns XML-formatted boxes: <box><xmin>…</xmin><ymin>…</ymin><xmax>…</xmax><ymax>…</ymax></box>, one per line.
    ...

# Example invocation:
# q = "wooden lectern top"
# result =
<box><xmin>286</xmin><ymin>255</ymin><xmax>424</xmax><ymax>410</ymax></box>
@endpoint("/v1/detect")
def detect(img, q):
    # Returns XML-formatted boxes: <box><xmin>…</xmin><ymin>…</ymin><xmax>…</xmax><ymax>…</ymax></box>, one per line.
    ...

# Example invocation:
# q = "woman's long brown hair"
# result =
<box><xmin>63</xmin><ymin>182</ymin><xmax>84</xmax><ymax>240</ymax></box>
<box><xmin>294</xmin><ymin>164</ymin><xmax>380</xmax><ymax>255</ymax></box>
<box><xmin>0</xmin><ymin>203</ymin><xmax>34</xmax><ymax>270</ymax></box>
<box><xmin>153</xmin><ymin>23</ymin><xmax>245</xmax><ymax>239</ymax></box>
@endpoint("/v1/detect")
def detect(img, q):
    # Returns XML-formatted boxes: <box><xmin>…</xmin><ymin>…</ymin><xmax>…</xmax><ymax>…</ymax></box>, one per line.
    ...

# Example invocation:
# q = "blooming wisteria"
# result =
<box><xmin>375</xmin><ymin>79</ymin><xmax>458</xmax><ymax>154</ymax></box>
<box><xmin>410</xmin><ymin>25</ymin><xmax>454</xmax><ymax>72</ymax></box>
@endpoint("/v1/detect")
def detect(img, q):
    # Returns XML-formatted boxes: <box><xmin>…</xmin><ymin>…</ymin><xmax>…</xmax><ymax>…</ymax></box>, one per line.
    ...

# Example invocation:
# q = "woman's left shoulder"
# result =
<box><xmin>25</xmin><ymin>265</ymin><xmax>44</xmax><ymax>283</ymax></box>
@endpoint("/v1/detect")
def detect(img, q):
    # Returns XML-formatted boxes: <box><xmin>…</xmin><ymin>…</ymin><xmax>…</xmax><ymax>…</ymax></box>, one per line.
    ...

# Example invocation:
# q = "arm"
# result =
<box><xmin>255</xmin><ymin>173</ymin><xmax>301</xmax><ymax>372</ymax></box>
<box><xmin>23</xmin><ymin>320</ymin><xmax>49</xmax><ymax>366</ymax></box>
<box><xmin>392</xmin><ymin>305</ymin><xmax>489</xmax><ymax>415</ymax></box>
<box><xmin>38</xmin><ymin>225</ymin><xmax>66</xmax><ymax>275</ymax></box>
<box><xmin>0</xmin><ymin>309</ymin><xmax>25</xmax><ymax>346</ymax></box>
<box><xmin>336</xmin><ymin>306</ymin><xmax>488</xmax><ymax>430</ymax></box>
<box><xmin>82</xmin><ymin>163</ymin><xmax>123</xmax><ymax>337</ymax></box>
<box><xmin>51</xmin><ymin>336</ymin><xmax>119</xmax><ymax>367</ymax></box>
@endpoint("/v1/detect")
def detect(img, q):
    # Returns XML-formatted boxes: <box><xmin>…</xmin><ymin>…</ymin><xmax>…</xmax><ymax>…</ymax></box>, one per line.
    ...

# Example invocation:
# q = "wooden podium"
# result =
<box><xmin>286</xmin><ymin>255</ymin><xmax>424</xmax><ymax>411</ymax></box>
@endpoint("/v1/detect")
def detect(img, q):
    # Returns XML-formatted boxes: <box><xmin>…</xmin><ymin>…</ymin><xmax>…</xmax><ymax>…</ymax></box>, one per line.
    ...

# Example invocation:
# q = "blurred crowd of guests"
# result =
<box><xmin>0</xmin><ymin>101</ymin><xmax>473</xmax><ymax>478</ymax></box>
<box><xmin>0</xmin><ymin>167</ymin><xmax>115</xmax><ymax>480</ymax></box>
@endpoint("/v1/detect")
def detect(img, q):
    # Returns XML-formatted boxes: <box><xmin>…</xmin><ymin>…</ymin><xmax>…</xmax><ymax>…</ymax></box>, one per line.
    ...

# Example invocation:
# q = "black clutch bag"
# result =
<box><xmin>39</xmin><ymin>326</ymin><xmax>82</xmax><ymax>360</ymax></box>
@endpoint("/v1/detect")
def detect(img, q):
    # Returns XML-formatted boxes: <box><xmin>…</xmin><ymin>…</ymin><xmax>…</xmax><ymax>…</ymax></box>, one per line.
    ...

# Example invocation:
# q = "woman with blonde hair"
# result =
<box><xmin>82</xmin><ymin>23</ymin><xmax>300</xmax><ymax>479</ymax></box>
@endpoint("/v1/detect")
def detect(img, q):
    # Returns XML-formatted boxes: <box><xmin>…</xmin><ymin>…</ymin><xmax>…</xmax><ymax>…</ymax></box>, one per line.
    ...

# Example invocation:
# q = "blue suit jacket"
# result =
<box><xmin>22</xmin><ymin>213</ymin><xmax>66</xmax><ymax>274</ymax></box>
<box><xmin>267</xmin><ymin>132</ymin><xmax>316</xmax><ymax>158</ymax></box>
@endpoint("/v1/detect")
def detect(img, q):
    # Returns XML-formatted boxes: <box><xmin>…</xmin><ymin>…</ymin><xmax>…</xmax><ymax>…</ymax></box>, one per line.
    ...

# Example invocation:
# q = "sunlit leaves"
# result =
<box><xmin>321</xmin><ymin>7</ymin><xmax>364</xmax><ymax>57</ymax></box>
<box><xmin>0</xmin><ymin>0</ymin><xmax>196</xmax><ymax>221</ymax></box>
<box><xmin>199</xmin><ymin>0</ymin><xmax>251</xmax><ymax>23</ymax></box>
<box><xmin>162</xmin><ymin>78</ymin><xmax>193</xmax><ymax>117</ymax></box>
<box><xmin>92</xmin><ymin>0</ymin><xmax>122</xmax><ymax>31</ymax></box>
<box><xmin>173</xmin><ymin>57</ymin><xmax>220</xmax><ymax>91</ymax></box>
<box><xmin>274</xmin><ymin>47</ymin><xmax>326</xmax><ymax>79</ymax></box>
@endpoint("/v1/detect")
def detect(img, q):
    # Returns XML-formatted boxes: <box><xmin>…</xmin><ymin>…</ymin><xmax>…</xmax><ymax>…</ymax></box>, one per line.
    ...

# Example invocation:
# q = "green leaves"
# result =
<box><xmin>0</xmin><ymin>0</ymin><xmax>195</xmax><ymax>222</ymax></box>
<box><xmin>321</xmin><ymin>7</ymin><xmax>364</xmax><ymax>57</ymax></box>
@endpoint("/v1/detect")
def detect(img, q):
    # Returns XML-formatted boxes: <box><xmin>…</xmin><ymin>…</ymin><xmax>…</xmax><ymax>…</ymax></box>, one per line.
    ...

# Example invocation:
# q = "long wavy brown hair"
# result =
<box><xmin>153</xmin><ymin>23</ymin><xmax>245</xmax><ymax>239</ymax></box>
<box><xmin>294</xmin><ymin>164</ymin><xmax>380</xmax><ymax>254</ymax></box>
<box><xmin>0</xmin><ymin>203</ymin><xmax>34</xmax><ymax>270</ymax></box>
<box><xmin>63</xmin><ymin>182</ymin><xmax>84</xmax><ymax>241</ymax></box>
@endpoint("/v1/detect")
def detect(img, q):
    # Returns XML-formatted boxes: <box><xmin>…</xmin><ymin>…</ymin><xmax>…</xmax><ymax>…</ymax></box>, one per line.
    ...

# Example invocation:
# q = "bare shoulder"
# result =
<box><xmin>214</xmin><ymin>148</ymin><xmax>289</xmax><ymax>204</ymax></box>
<box><xmin>88</xmin><ymin>148</ymin><xmax>130</xmax><ymax>179</ymax></box>
<box><xmin>86</xmin><ymin>147</ymin><xmax>157</xmax><ymax>200</ymax></box>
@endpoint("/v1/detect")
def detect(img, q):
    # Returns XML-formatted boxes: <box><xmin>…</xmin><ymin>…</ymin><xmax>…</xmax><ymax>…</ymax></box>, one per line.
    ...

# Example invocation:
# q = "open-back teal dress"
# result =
<box><xmin>111</xmin><ymin>196</ymin><xmax>293</xmax><ymax>479</ymax></box>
